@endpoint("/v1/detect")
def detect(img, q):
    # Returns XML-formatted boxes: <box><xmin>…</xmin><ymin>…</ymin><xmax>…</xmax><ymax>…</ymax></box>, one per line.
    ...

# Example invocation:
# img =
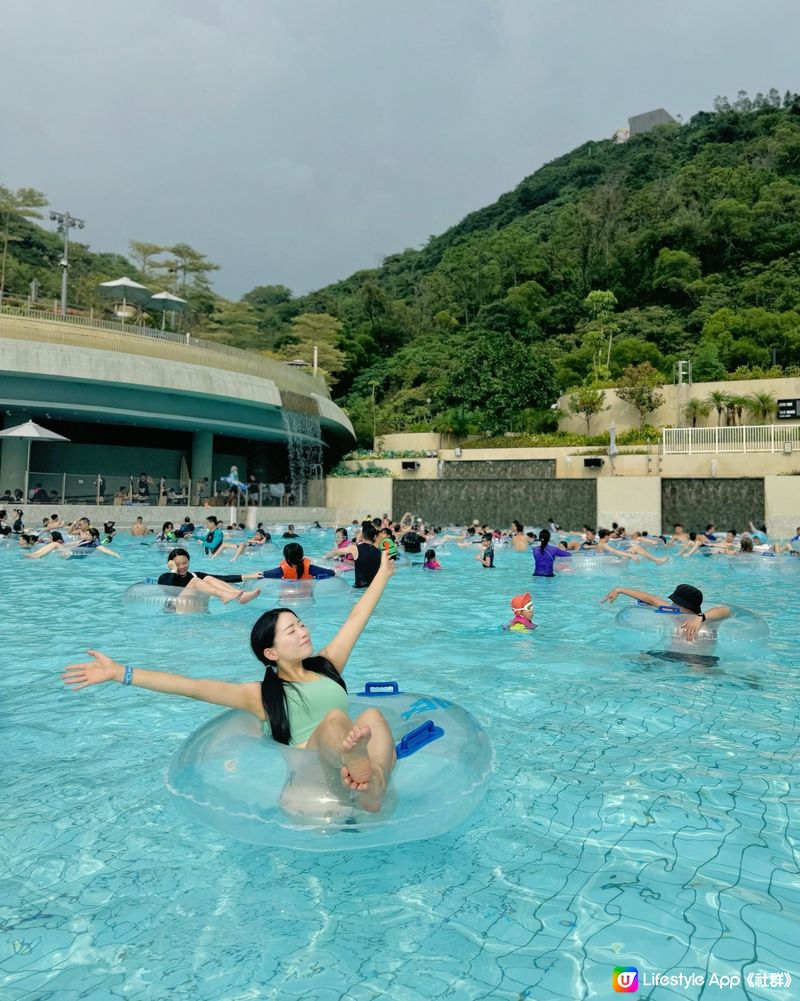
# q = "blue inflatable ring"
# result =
<box><xmin>167</xmin><ymin>681</ymin><xmax>493</xmax><ymax>851</ymax></box>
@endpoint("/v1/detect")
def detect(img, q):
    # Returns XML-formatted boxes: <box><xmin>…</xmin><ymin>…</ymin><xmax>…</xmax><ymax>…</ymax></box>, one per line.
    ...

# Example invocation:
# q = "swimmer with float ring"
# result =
<box><xmin>66</xmin><ymin>549</ymin><xmax>400</xmax><ymax>816</ymax></box>
<box><xmin>601</xmin><ymin>583</ymin><xmax>729</xmax><ymax>641</ymax></box>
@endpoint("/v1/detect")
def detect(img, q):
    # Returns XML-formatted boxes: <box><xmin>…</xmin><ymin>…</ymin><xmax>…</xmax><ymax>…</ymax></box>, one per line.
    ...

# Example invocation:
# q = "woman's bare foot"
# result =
<box><xmin>341</xmin><ymin>724</ymin><xmax>387</xmax><ymax>812</ymax></box>
<box><xmin>655</xmin><ymin>556</ymin><xmax>668</xmax><ymax>564</ymax></box>
<box><xmin>238</xmin><ymin>588</ymin><xmax>261</xmax><ymax>605</ymax></box>
<box><xmin>340</xmin><ymin>724</ymin><xmax>373</xmax><ymax>789</ymax></box>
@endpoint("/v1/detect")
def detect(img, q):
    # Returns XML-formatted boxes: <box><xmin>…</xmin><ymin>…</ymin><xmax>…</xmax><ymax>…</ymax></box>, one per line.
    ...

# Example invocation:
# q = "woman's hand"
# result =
<box><xmin>600</xmin><ymin>588</ymin><xmax>619</xmax><ymax>604</ymax></box>
<box><xmin>63</xmin><ymin>650</ymin><xmax>124</xmax><ymax>690</ymax></box>
<box><xmin>379</xmin><ymin>546</ymin><xmax>395</xmax><ymax>576</ymax></box>
<box><xmin>680</xmin><ymin>616</ymin><xmax>704</xmax><ymax>641</ymax></box>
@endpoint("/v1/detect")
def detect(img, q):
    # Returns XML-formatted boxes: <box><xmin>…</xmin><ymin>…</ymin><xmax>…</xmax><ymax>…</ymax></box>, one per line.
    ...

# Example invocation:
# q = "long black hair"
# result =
<box><xmin>282</xmin><ymin>542</ymin><xmax>306</xmax><ymax>578</ymax></box>
<box><xmin>539</xmin><ymin>528</ymin><xmax>550</xmax><ymax>552</ymax></box>
<box><xmin>250</xmin><ymin>608</ymin><xmax>346</xmax><ymax>745</ymax></box>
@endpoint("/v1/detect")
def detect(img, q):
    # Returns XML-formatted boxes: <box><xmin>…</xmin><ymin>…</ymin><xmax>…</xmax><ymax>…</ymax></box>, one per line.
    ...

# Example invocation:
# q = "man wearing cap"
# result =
<box><xmin>600</xmin><ymin>583</ymin><xmax>730</xmax><ymax>641</ymax></box>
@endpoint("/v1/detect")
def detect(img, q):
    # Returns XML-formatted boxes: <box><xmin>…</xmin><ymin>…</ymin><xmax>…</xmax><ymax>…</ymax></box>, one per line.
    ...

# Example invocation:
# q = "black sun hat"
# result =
<box><xmin>668</xmin><ymin>584</ymin><xmax>703</xmax><ymax>615</ymax></box>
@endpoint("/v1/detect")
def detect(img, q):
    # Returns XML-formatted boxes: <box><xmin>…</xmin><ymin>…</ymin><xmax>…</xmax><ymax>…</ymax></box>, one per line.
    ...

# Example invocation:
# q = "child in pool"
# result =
<box><xmin>422</xmin><ymin>548</ymin><xmax>441</xmax><ymax>570</ymax></box>
<box><xmin>504</xmin><ymin>592</ymin><xmax>537</xmax><ymax>631</ymax></box>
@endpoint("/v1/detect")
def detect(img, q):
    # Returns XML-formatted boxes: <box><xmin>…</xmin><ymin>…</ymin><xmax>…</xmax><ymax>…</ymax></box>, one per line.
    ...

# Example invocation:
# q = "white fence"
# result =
<box><xmin>662</xmin><ymin>424</ymin><xmax>800</xmax><ymax>454</ymax></box>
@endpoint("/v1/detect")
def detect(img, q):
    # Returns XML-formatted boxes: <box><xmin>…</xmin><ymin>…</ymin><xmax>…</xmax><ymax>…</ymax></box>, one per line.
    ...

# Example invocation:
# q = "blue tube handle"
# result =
<box><xmin>358</xmin><ymin>681</ymin><xmax>400</xmax><ymax>696</ymax></box>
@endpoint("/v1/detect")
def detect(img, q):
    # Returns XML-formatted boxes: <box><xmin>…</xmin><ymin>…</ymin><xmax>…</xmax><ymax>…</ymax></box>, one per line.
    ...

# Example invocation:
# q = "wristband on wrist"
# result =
<box><xmin>122</xmin><ymin>664</ymin><xmax>134</xmax><ymax>686</ymax></box>
<box><xmin>699</xmin><ymin>613</ymin><xmax>706</xmax><ymax>621</ymax></box>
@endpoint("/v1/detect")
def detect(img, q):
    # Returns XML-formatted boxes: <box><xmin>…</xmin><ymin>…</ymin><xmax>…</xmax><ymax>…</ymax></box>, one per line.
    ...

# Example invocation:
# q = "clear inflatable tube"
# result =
<box><xmin>722</xmin><ymin>553</ymin><xmax>800</xmax><ymax>574</ymax></box>
<box><xmin>256</xmin><ymin>575</ymin><xmax>353</xmax><ymax>606</ymax></box>
<box><xmin>167</xmin><ymin>682</ymin><xmax>494</xmax><ymax>851</ymax></box>
<box><xmin>123</xmin><ymin>582</ymin><xmax>212</xmax><ymax>614</ymax></box>
<box><xmin>561</xmin><ymin>551</ymin><xmax>628</xmax><ymax>572</ymax></box>
<box><xmin>614</xmin><ymin>601</ymin><xmax>769</xmax><ymax>655</ymax></box>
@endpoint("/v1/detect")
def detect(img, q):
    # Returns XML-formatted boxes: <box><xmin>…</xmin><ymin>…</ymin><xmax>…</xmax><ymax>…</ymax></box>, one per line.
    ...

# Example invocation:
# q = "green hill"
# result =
<box><xmin>252</xmin><ymin>90</ymin><xmax>800</xmax><ymax>442</ymax></box>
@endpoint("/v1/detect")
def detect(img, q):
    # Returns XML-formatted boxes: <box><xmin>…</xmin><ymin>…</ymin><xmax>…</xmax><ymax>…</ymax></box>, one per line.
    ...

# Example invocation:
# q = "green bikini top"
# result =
<box><xmin>264</xmin><ymin>674</ymin><xmax>349</xmax><ymax>746</ymax></box>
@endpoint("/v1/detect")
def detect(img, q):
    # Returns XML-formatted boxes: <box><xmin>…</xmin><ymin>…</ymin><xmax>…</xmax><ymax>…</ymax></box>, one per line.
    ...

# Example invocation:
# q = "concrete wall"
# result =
<box><xmin>325</xmin><ymin>478</ymin><xmax>393</xmax><ymax>522</ymax></box>
<box><xmin>9</xmin><ymin>504</ymin><xmax>330</xmax><ymax>531</ymax></box>
<box><xmin>661</xmin><ymin>479</ymin><xmax>765</xmax><ymax>534</ymax></box>
<box><xmin>393</xmin><ymin>478</ymin><xmax>596</xmax><ymax>528</ymax></box>
<box><xmin>764</xmin><ymin>476</ymin><xmax>800</xmax><ymax>538</ymax></box>
<box><xmin>597</xmin><ymin>477</ymin><xmax>661</xmax><ymax>535</ymax></box>
<box><xmin>557</xmin><ymin>377</ymin><xmax>800</xmax><ymax>435</ymax></box>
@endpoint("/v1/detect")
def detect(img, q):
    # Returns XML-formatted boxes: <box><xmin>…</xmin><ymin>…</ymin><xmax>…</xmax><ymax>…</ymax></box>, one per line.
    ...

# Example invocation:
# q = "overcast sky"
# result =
<box><xmin>2</xmin><ymin>0</ymin><xmax>797</xmax><ymax>299</ymax></box>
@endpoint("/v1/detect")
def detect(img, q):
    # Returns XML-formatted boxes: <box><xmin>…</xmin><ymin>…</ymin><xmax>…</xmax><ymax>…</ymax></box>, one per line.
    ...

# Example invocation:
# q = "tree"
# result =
<box><xmin>582</xmin><ymin>289</ymin><xmax>618</xmax><ymax>381</ymax></box>
<box><xmin>0</xmin><ymin>186</ymin><xmax>48</xmax><ymax>305</ymax></box>
<box><xmin>155</xmin><ymin>242</ymin><xmax>220</xmax><ymax>292</ymax></box>
<box><xmin>745</xmin><ymin>391</ymin><xmax>777</xmax><ymax>424</ymax></box>
<box><xmin>242</xmin><ymin>284</ymin><xmax>293</xmax><ymax>308</ymax></box>
<box><xmin>652</xmin><ymin>248</ymin><xmax>701</xmax><ymax>301</ymax></box>
<box><xmin>441</xmin><ymin>329</ymin><xmax>558</xmax><ymax>435</ymax></box>
<box><xmin>128</xmin><ymin>240</ymin><xmax>165</xmax><ymax>279</ymax></box>
<box><xmin>706</xmin><ymin>389</ymin><xmax>729</xmax><ymax>426</ymax></box>
<box><xmin>275</xmin><ymin>312</ymin><xmax>346</xmax><ymax>386</ymax></box>
<box><xmin>568</xmin><ymin>384</ymin><xmax>608</xmax><ymax>435</ymax></box>
<box><xmin>616</xmin><ymin>363</ymin><xmax>666</xmax><ymax>428</ymax></box>
<box><xmin>431</xmin><ymin>407</ymin><xmax>475</xmax><ymax>444</ymax></box>
<box><xmin>683</xmin><ymin>398</ymin><xmax>711</xmax><ymax>428</ymax></box>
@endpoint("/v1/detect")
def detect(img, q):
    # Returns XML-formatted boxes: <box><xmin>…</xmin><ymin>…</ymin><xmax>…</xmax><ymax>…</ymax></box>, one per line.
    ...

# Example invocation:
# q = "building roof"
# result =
<box><xmin>628</xmin><ymin>108</ymin><xmax>676</xmax><ymax>135</ymax></box>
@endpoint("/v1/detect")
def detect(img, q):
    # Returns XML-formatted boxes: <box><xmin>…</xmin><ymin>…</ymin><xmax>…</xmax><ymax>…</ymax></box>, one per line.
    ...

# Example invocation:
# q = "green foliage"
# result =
<box><xmin>329</xmin><ymin>462</ymin><xmax>393</xmax><ymax>478</ymax></box>
<box><xmin>440</xmin><ymin>329</ymin><xmax>559</xmax><ymax>434</ymax></box>
<box><xmin>744</xmin><ymin>390</ymin><xmax>777</xmax><ymax>423</ymax></box>
<box><xmin>272</xmin><ymin>312</ymin><xmax>347</xmax><ymax>387</ymax></box>
<box><xmin>616</xmin><ymin>363</ymin><xmax>666</xmax><ymax>428</ymax></box>
<box><xmin>567</xmin><ymin>384</ymin><xmax>607</xmax><ymax>434</ymax></box>
<box><xmin>684</xmin><ymin>397</ymin><xmax>712</xmax><ymax>427</ymax></box>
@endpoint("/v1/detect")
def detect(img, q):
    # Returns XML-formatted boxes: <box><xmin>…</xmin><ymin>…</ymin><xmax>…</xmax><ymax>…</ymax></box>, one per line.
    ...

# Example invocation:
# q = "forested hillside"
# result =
<box><xmin>4</xmin><ymin>90</ymin><xmax>800</xmax><ymax>445</ymax></box>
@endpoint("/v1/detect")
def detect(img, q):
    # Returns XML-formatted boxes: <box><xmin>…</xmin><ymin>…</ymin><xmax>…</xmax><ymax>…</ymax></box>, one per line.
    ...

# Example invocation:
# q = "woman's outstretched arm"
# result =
<box><xmin>62</xmin><ymin>649</ymin><xmax>263</xmax><ymax>715</ymax></box>
<box><xmin>601</xmin><ymin>587</ymin><xmax>665</xmax><ymax>606</ymax></box>
<box><xmin>318</xmin><ymin>549</ymin><xmax>393</xmax><ymax>673</ymax></box>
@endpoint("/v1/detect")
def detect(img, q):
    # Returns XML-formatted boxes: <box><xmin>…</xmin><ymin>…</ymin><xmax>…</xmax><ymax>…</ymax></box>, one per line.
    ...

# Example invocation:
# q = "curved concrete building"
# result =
<box><xmin>0</xmin><ymin>310</ymin><xmax>355</xmax><ymax>497</ymax></box>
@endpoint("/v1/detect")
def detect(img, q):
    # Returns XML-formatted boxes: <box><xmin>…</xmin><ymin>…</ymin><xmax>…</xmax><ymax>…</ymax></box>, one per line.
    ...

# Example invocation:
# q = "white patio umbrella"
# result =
<box><xmin>0</xmin><ymin>420</ymin><xmax>70</xmax><ymax>501</ymax></box>
<box><xmin>147</xmin><ymin>290</ymin><xmax>188</xmax><ymax>330</ymax></box>
<box><xmin>97</xmin><ymin>276</ymin><xmax>151</xmax><ymax>320</ymax></box>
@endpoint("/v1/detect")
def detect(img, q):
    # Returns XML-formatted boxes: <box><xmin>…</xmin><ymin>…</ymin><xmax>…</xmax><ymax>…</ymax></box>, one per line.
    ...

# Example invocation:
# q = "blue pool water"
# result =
<box><xmin>2</xmin><ymin>530</ymin><xmax>799</xmax><ymax>1000</ymax></box>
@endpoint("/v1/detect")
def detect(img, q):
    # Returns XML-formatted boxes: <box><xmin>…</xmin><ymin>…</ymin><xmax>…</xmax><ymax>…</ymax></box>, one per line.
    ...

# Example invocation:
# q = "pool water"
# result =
<box><xmin>2</xmin><ymin>531</ymin><xmax>799</xmax><ymax>1000</ymax></box>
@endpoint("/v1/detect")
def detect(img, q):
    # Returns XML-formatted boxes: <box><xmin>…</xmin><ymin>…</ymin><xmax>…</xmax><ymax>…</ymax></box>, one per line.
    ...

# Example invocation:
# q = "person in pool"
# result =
<box><xmin>504</xmin><ymin>592</ymin><xmax>536</xmax><ymax>631</ymax></box>
<box><xmin>476</xmin><ymin>533</ymin><xmax>495</xmax><ymax>568</ymax></box>
<box><xmin>237</xmin><ymin>542</ymin><xmax>337</xmax><ymax>581</ymax></box>
<box><xmin>422</xmin><ymin>548</ymin><xmax>441</xmax><ymax>570</ymax></box>
<box><xmin>63</xmin><ymin>548</ymin><xmax>397</xmax><ymax>812</ymax></box>
<box><xmin>157</xmin><ymin>548</ymin><xmax>261</xmax><ymax>605</ymax></box>
<box><xmin>198</xmin><ymin>516</ymin><xmax>224</xmax><ymax>555</ymax></box>
<box><xmin>532</xmin><ymin>528</ymin><xmax>572</xmax><ymax>577</ymax></box>
<box><xmin>600</xmin><ymin>583</ymin><xmax>730</xmax><ymax>641</ymax></box>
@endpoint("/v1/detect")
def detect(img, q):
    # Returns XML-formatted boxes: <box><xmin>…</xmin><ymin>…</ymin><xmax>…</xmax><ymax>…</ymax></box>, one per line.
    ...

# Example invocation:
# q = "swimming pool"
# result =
<box><xmin>2</xmin><ymin>531</ymin><xmax>799</xmax><ymax>999</ymax></box>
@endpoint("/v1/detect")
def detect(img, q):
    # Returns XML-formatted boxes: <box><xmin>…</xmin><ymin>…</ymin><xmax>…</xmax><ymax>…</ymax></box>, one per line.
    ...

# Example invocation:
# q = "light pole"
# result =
<box><xmin>49</xmin><ymin>210</ymin><xmax>85</xmax><ymax>316</ymax></box>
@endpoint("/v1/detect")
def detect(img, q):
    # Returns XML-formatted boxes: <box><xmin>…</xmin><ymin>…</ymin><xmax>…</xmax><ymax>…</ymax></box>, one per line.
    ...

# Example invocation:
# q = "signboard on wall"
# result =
<box><xmin>777</xmin><ymin>399</ymin><xmax>799</xmax><ymax>420</ymax></box>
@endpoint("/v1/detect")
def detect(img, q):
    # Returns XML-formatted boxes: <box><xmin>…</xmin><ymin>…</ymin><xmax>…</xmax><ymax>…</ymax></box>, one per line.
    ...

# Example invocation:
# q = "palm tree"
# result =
<box><xmin>745</xmin><ymin>391</ymin><xmax>777</xmax><ymax>424</ymax></box>
<box><xmin>706</xmin><ymin>390</ymin><xmax>729</xmax><ymax>427</ymax></box>
<box><xmin>731</xmin><ymin>394</ymin><xmax>750</xmax><ymax>426</ymax></box>
<box><xmin>683</xmin><ymin>398</ymin><xmax>711</xmax><ymax>428</ymax></box>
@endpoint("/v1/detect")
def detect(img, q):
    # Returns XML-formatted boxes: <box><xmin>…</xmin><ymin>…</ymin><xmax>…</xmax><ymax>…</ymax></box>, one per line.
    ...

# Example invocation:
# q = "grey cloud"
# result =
<box><xmin>1</xmin><ymin>0</ymin><xmax>797</xmax><ymax>298</ymax></box>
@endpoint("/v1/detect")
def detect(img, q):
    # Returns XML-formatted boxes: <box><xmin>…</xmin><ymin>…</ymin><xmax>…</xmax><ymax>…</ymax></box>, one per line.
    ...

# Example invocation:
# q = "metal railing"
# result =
<box><xmin>0</xmin><ymin>305</ymin><xmax>329</xmax><ymax>398</ymax></box>
<box><xmin>663</xmin><ymin>424</ymin><xmax>800</xmax><ymax>454</ymax></box>
<box><xmin>18</xmin><ymin>471</ymin><xmax>308</xmax><ymax>507</ymax></box>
